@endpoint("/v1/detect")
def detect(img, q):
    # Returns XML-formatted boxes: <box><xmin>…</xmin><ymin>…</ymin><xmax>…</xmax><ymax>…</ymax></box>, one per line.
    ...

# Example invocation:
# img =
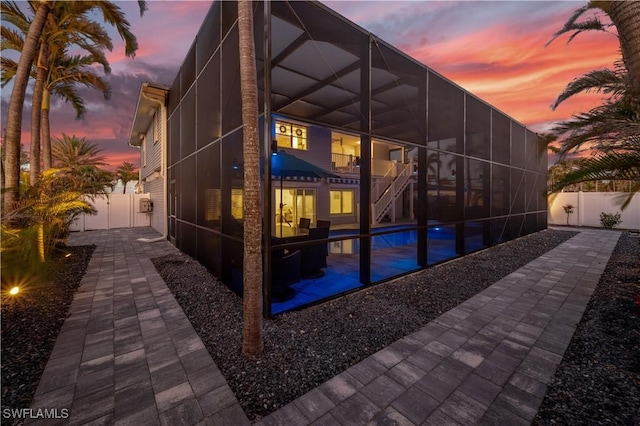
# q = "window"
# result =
<box><xmin>275</xmin><ymin>120</ymin><xmax>307</xmax><ymax>150</ymax></box>
<box><xmin>330</xmin><ymin>190</ymin><xmax>353</xmax><ymax>214</ymax></box>
<box><xmin>204</xmin><ymin>189</ymin><xmax>221</xmax><ymax>222</ymax></box>
<box><xmin>231</xmin><ymin>188</ymin><xmax>243</xmax><ymax>219</ymax></box>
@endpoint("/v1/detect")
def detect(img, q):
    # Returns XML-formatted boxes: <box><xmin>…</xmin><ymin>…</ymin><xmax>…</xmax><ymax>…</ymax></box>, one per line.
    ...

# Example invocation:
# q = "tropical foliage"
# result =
<box><xmin>547</xmin><ymin>1</ymin><xmax>640</xmax><ymax>209</ymax></box>
<box><xmin>52</xmin><ymin>133</ymin><xmax>107</xmax><ymax>168</ymax></box>
<box><xmin>1</xmin><ymin>134</ymin><xmax>112</xmax><ymax>290</ymax></box>
<box><xmin>4</xmin><ymin>169</ymin><xmax>95</xmax><ymax>261</ymax></box>
<box><xmin>115</xmin><ymin>161</ymin><xmax>138</xmax><ymax>194</ymax></box>
<box><xmin>1</xmin><ymin>0</ymin><xmax>146</xmax><ymax>212</ymax></box>
<box><xmin>548</xmin><ymin>158</ymin><xmax>637</xmax><ymax>193</ymax></box>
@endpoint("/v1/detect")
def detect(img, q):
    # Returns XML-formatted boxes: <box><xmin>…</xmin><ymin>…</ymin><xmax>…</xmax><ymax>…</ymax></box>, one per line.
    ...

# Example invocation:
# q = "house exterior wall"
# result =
<box><xmin>140</xmin><ymin>112</ymin><xmax>162</xmax><ymax>180</ymax></box>
<box><xmin>165</xmin><ymin>0</ymin><xmax>547</xmax><ymax>315</ymax></box>
<box><xmin>140</xmin><ymin>110</ymin><xmax>166</xmax><ymax>236</ymax></box>
<box><xmin>145</xmin><ymin>178</ymin><xmax>165</xmax><ymax>233</ymax></box>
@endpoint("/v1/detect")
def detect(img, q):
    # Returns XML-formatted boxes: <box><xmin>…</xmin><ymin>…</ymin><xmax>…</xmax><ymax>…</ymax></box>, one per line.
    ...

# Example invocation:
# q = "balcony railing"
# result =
<box><xmin>331</xmin><ymin>153</ymin><xmax>359</xmax><ymax>174</ymax></box>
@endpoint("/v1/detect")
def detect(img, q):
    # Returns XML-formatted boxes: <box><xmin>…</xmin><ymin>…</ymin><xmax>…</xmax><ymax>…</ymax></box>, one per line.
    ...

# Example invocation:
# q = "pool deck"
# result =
<box><xmin>24</xmin><ymin>227</ymin><xmax>620</xmax><ymax>425</ymax></box>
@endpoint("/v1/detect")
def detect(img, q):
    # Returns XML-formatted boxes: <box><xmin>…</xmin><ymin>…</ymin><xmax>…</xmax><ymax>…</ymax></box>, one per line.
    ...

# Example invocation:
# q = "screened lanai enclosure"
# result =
<box><xmin>166</xmin><ymin>1</ymin><xmax>547</xmax><ymax>316</ymax></box>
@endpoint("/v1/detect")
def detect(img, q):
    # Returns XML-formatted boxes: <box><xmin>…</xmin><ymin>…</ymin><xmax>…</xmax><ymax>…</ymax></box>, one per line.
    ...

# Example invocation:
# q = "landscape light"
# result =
<box><xmin>65</xmin><ymin>253</ymin><xmax>72</xmax><ymax>258</ymax></box>
<box><xmin>9</xmin><ymin>286</ymin><xmax>20</xmax><ymax>295</ymax></box>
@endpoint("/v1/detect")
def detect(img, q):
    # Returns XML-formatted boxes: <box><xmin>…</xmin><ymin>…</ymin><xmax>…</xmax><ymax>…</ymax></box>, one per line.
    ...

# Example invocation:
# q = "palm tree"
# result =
<box><xmin>4</xmin><ymin>168</ymin><xmax>95</xmax><ymax>263</ymax></box>
<box><xmin>115</xmin><ymin>161</ymin><xmax>137</xmax><ymax>194</ymax></box>
<box><xmin>52</xmin><ymin>133</ymin><xmax>107</xmax><ymax>168</ymax></box>
<box><xmin>606</xmin><ymin>2</ymin><xmax>640</xmax><ymax>98</ymax></box>
<box><xmin>1</xmin><ymin>3</ymin><xmax>111</xmax><ymax>181</ymax></box>
<box><xmin>238</xmin><ymin>0</ymin><xmax>263</xmax><ymax>356</ymax></box>
<box><xmin>549</xmin><ymin>62</ymin><xmax>638</xmax><ymax>156</ymax></box>
<box><xmin>41</xmin><ymin>51</ymin><xmax>110</xmax><ymax>170</ymax></box>
<box><xmin>2</xmin><ymin>1</ymin><xmax>116</xmax><ymax>176</ymax></box>
<box><xmin>547</xmin><ymin>1</ymin><xmax>640</xmax><ymax>207</ymax></box>
<box><xmin>1</xmin><ymin>0</ymin><xmax>147</xmax><ymax>212</ymax></box>
<box><xmin>548</xmin><ymin>1</ymin><xmax>640</xmax><ymax>97</ymax></box>
<box><xmin>1</xmin><ymin>0</ymin><xmax>50</xmax><ymax>211</ymax></box>
<box><xmin>51</xmin><ymin>134</ymin><xmax>114</xmax><ymax>196</ymax></box>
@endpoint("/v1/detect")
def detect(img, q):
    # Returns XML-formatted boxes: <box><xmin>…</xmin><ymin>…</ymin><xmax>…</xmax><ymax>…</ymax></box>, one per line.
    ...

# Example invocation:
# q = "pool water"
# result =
<box><xmin>329</xmin><ymin>226</ymin><xmax>456</xmax><ymax>254</ymax></box>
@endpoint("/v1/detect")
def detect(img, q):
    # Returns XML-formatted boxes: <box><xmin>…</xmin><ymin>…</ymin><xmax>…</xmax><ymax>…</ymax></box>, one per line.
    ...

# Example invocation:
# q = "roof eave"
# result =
<box><xmin>128</xmin><ymin>82</ymin><xmax>169</xmax><ymax>147</ymax></box>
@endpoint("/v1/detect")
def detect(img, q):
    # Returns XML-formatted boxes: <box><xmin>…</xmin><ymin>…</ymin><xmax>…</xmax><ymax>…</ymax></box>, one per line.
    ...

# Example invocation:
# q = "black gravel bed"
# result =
<box><xmin>534</xmin><ymin>231</ymin><xmax>640</xmax><ymax>426</ymax></box>
<box><xmin>1</xmin><ymin>244</ymin><xmax>95</xmax><ymax>423</ymax></box>
<box><xmin>152</xmin><ymin>229</ymin><xmax>578</xmax><ymax>421</ymax></box>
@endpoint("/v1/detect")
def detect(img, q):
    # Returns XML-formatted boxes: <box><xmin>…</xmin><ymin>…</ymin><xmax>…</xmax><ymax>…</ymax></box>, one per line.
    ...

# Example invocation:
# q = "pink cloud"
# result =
<box><xmin>1</xmin><ymin>1</ymin><xmax>625</xmax><ymax>170</ymax></box>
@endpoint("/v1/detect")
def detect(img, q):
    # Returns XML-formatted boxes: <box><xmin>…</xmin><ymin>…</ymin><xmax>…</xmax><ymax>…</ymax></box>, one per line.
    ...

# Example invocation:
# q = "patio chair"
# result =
<box><xmin>298</xmin><ymin>217</ymin><xmax>311</xmax><ymax>229</ymax></box>
<box><xmin>315</xmin><ymin>220</ymin><xmax>330</xmax><ymax>264</ymax></box>
<box><xmin>271</xmin><ymin>249</ymin><xmax>301</xmax><ymax>302</ymax></box>
<box><xmin>301</xmin><ymin>226</ymin><xmax>330</xmax><ymax>278</ymax></box>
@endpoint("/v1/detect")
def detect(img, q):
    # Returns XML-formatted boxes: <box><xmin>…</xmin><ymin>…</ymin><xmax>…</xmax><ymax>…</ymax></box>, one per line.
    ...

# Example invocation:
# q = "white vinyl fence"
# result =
<box><xmin>69</xmin><ymin>193</ymin><xmax>151</xmax><ymax>231</ymax></box>
<box><xmin>548</xmin><ymin>192</ymin><xmax>640</xmax><ymax>229</ymax></box>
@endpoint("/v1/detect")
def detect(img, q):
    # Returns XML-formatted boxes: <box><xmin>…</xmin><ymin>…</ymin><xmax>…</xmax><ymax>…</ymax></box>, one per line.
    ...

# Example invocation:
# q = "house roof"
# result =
<box><xmin>128</xmin><ymin>82</ymin><xmax>169</xmax><ymax>147</ymax></box>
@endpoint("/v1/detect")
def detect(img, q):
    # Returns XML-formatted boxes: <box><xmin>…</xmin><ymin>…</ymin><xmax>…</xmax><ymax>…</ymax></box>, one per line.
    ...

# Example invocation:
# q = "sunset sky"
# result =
<box><xmin>0</xmin><ymin>1</ymin><xmax>620</xmax><ymax>170</ymax></box>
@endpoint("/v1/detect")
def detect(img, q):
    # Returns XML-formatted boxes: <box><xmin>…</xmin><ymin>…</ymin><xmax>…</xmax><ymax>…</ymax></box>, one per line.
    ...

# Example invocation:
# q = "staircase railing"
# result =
<box><xmin>372</xmin><ymin>161</ymin><xmax>413</xmax><ymax>223</ymax></box>
<box><xmin>371</xmin><ymin>161</ymin><xmax>398</xmax><ymax>202</ymax></box>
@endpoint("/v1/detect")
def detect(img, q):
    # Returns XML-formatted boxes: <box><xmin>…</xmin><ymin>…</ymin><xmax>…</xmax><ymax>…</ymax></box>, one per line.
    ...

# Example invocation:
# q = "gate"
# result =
<box><xmin>69</xmin><ymin>193</ymin><xmax>152</xmax><ymax>231</ymax></box>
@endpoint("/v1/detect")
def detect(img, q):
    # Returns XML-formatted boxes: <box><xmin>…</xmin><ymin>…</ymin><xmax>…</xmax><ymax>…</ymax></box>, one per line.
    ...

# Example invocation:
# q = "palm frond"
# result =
<box><xmin>1</xmin><ymin>1</ymin><xmax>31</xmax><ymax>31</ymax></box>
<box><xmin>77</xmin><ymin>1</ymin><xmax>138</xmax><ymax>58</ymax></box>
<box><xmin>552</xmin><ymin>98</ymin><xmax>640</xmax><ymax>156</ymax></box>
<box><xmin>545</xmin><ymin>5</ymin><xmax>612</xmax><ymax>47</ymax></box>
<box><xmin>1</xmin><ymin>26</ymin><xmax>25</xmax><ymax>51</ymax></box>
<box><xmin>0</xmin><ymin>56</ymin><xmax>18</xmax><ymax>86</ymax></box>
<box><xmin>50</xmin><ymin>84</ymin><xmax>86</xmax><ymax>118</ymax></box>
<box><xmin>550</xmin><ymin>151</ymin><xmax>640</xmax><ymax>193</ymax></box>
<box><xmin>551</xmin><ymin>68</ymin><xmax>627</xmax><ymax>110</ymax></box>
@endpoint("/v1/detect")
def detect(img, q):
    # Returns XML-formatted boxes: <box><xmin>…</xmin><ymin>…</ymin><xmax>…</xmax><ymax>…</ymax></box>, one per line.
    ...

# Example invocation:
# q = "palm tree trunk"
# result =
<box><xmin>30</xmin><ymin>43</ymin><xmax>48</xmax><ymax>186</ymax></box>
<box><xmin>3</xmin><ymin>2</ymin><xmax>51</xmax><ymax>212</ymax></box>
<box><xmin>238</xmin><ymin>0</ymin><xmax>263</xmax><ymax>356</ymax></box>
<box><xmin>42</xmin><ymin>89</ymin><xmax>52</xmax><ymax>169</ymax></box>
<box><xmin>607</xmin><ymin>1</ymin><xmax>640</xmax><ymax>96</ymax></box>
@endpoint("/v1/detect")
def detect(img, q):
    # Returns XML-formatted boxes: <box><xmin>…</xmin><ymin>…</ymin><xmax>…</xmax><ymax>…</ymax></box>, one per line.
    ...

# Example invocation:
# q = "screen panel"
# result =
<box><xmin>466</xmin><ymin>95</ymin><xmax>490</xmax><ymax>160</ymax></box>
<box><xmin>197</xmin><ymin>52</ymin><xmax>222</xmax><ymax>149</ymax></box>
<box><xmin>428</xmin><ymin>72</ymin><xmax>463</xmax><ymax>154</ymax></box>
<box><xmin>491</xmin><ymin>110</ymin><xmax>510</xmax><ymax>165</ymax></box>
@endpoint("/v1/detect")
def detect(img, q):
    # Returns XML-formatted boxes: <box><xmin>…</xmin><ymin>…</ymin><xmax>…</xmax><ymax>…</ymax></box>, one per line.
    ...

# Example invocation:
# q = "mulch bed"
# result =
<box><xmin>1</xmin><ymin>245</ymin><xmax>95</xmax><ymax>420</ymax></box>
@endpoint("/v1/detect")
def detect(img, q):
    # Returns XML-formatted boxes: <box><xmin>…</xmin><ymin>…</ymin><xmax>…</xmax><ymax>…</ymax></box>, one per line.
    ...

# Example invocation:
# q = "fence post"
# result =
<box><xmin>577</xmin><ymin>191</ymin><xmax>584</xmax><ymax>227</ymax></box>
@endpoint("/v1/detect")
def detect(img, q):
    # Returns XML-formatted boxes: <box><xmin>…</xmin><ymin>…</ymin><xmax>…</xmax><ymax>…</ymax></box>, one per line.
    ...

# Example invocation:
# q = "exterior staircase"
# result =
<box><xmin>372</xmin><ymin>161</ymin><xmax>413</xmax><ymax>224</ymax></box>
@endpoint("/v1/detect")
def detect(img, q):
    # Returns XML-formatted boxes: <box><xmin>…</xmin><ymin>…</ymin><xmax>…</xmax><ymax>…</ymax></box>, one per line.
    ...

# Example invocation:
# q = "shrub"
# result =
<box><xmin>600</xmin><ymin>212</ymin><xmax>622</xmax><ymax>229</ymax></box>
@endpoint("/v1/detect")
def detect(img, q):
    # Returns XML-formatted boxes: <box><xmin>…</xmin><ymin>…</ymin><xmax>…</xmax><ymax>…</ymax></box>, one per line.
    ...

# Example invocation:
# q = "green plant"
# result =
<box><xmin>3</xmin><ymin>168</ymin><xmax>95</xmax><ymax>263</ymax></box>
<box><xmin>563</xmin><ymin>204</ymin><xmax>575</xmax><ymax>225</ymax></box>
<box><xmin>600</xmin><ymin>211</ymin><xmax>622</xmax><ymax>229</ymax></box>
<box><xmin>115</xmin><ymin>161</ymin><xmax>138</xmax><ymax>194</ymax></box>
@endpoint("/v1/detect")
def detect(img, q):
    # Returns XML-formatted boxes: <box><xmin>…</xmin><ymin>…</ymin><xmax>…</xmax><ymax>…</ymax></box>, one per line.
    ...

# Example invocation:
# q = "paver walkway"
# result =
<box><xmin>256</xmin><ymin>228</ymin><xmax>621</xmax><ymax>425</ymax></box>
<box><xmin>26</xmin><ymin>228</ymin><xmax>250</xmax><ymax>425</ymax></box>
<box><xmin>25</xmin><ymin>227</ymin><xmax>619</xmax><ymax>425</ymax></box>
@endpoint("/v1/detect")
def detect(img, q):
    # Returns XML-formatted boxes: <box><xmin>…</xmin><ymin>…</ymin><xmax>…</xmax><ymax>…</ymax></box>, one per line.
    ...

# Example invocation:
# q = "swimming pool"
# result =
<box><xmin>329</xmin><ymin>225</ymin><xmax>457</xmax><ymax>254</ymax></box>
